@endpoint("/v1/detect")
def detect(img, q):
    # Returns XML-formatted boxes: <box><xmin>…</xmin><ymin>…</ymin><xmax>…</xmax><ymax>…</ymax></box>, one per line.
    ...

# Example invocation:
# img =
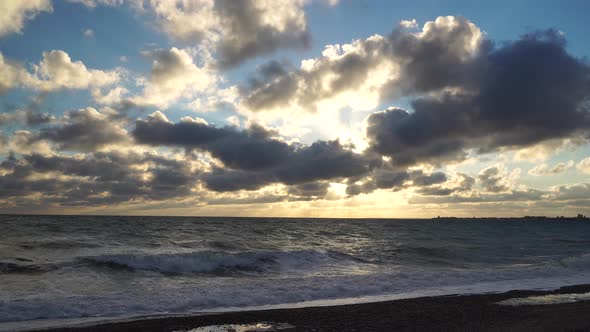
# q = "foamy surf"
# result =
<box><xmin>176</xmin><ymin>322</ymin><xmax>295</xmax><ymax>332</ymax></box>
<box><xmin>83</xmin><ymin>249</ymin><xmax>371</xmax><ymax>275</ymax></box>
<box><xmin>497</xmin><ymin>292</ymin><xmax>590</xmax><ymax>306</ymax></box>
<box><xmin>3</xmin><ymin>216</ymin><xmax>590</xmax><ymax>330</ymax></box>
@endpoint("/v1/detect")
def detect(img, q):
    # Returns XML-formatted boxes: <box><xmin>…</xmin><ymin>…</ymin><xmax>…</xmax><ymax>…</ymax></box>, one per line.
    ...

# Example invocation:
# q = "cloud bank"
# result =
<box><xmin>1</xmin><ymin>12</ymin><xmax>589</xmax><ymax>216</ymax></box>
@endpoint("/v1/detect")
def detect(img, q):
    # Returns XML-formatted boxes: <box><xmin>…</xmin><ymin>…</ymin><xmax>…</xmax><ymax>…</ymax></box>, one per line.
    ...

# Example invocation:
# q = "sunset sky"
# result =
<box><xmin>0</xmin><ymin>0</ymin><xmax>589</xmax><ymax>217</ymax></box>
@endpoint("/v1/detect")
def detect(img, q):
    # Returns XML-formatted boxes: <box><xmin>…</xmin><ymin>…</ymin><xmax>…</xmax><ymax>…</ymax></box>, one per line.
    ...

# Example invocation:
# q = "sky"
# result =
<box><xmin>0</xmin><ymin>0</ymin><xmax>589</xmax><ymax>218</ymax></box>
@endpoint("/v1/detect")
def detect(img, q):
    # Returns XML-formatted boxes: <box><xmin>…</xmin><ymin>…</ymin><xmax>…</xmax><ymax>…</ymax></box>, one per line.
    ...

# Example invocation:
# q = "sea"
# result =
<box><xmin>2</xmin><ymin>215</ymin><xmax>590</xmax><ymax>330</ymax></box>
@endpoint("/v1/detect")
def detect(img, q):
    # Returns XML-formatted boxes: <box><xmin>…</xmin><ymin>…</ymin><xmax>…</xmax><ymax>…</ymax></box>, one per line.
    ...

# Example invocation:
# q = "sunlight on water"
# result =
<box><xmin>177</xmin><ymin>322</ymin><xmax>295</xmax><ymax>332</ymax></box>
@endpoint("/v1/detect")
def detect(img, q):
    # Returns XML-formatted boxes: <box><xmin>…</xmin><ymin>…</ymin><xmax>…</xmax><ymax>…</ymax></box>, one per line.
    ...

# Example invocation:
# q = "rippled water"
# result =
<box><xmin>2</xmin><ymin>215</ymin><xmax>590</xmax><ymax>329</ymax></box>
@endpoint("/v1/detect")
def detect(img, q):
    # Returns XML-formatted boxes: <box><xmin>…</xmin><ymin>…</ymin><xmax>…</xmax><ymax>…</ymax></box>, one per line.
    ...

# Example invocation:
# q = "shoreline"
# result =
<box><xmin>2</xmin><ymin>214</ymin><xmax>588</xmax><ymax>222</ymax></box>
<box><xmin>14</xmin><ymin>284</ymin><xmax>590</xmax><ymax>332</ymax></box>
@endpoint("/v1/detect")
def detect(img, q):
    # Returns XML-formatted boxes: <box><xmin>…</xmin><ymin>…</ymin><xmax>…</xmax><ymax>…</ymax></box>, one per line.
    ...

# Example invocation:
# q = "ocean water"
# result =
<box><xmin>2</xmin><ymin>215</ymin><xmax>590</xmax><ymax>330</ymax></box>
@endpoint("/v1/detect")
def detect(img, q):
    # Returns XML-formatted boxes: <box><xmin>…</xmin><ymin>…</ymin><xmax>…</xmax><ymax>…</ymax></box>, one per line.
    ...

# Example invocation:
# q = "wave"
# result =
<box><xmin>0</xmin><ymin>262</ymin><xmax>57</xmax><ymax>275</ymax></box>
<box><xmin>207</xmin><ymin>240</ymin><xmax>244</xmax><ymax>251</ymax></box>
<box><xmin>404</xmin><ymin>246</ymin><xmax>449</xmax><ymax>258</ymax></box>
<box><xmin>83</xmin><ymin>249</ymin><xmax>369</xmax><ymax>275</ymax></box>
<box><xmin>5</xmin><ymin>252</ymin><xmax>590</xmax><ymax>325</ymax></box>
<box><xmin>558</xmin><ymin>253</ymin><xmax>590</xmax><ymax>270</ymax></box>
<box><xmin>19</xmin><ymin>240</ymin><xmax>100</xmax><ymax>250</ymax></box>
<box><xmin>6</xmin><ymin>260</ymin><xmax>590</xmax><ymax>326</ymax></box>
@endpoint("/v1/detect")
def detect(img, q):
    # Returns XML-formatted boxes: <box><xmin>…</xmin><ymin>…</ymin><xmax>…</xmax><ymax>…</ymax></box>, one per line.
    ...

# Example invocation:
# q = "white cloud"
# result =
<box><xmin>38</xmin><ymin>106</ymin><xmax>131</xmax><ymax>151</ymax></box>
<box><xmin>550</xmin><ymin>183</ymin><xmax>590</xmax><ymax>201</ymax></box>
<box><xmin>83</xmin><ymin>28</ymin><xmax>94</xmax><ymax>38</ymax></box>
<box><xmin>241</xmin><ymin>16</ymin><xmax>484</xmax><ymax>115</ymax></box>
<box><xmin>577</xmin><ymin>157</ymin><xmax>590</xmax><ymax>174</ymax></box>
<box><xmin>130</xmin><ymin>47</ymin><xmax>216</xmax><ymax>108</ymax></box>
<box><xmin>478</xmin><ymin>164</ymin><xmax>520</xmax><ymax>193</ymax></box>
<box><xmin>187</xmin><ymin>86</ymin><xmax>238</xmax><ymax>113</ymax></box>
<box><xmin>399</xmin><ymin>19</ymin><xmax>418</xmax><ymax>29</ymax></box>
<box><xmin>0</xmin><ymin>53</ymin><xmax>27</xmax><ymax>94</ymax></box>
<box><xmin>92</xmin><ymin>86</ymin><xmax>129</xmax><ymax>105</ymax></box>
<box><xmin>28</xmin><ymin>50</ymin><xmax>121</xmax><ymax>91</ymax></box>
<box><xmin>0</xmin><ymin>0</ymin><xmax>52</xmax><ymax>37</ymax></box>
<box><xmin>529</xmin><ymin>160</ymin><xmax>574</xmax><ymax>176</ymax></box>
<box><xmin>7</xmin><ymin>130</ymin><xmax>53</xmax><ymax>155</ymax></box>
<box><xmin>513</xmin><ymin>139</ymin><xmax>574</xmax><ymax>162</ymax></box>
<box><xmin>0</xmin><ymin>108</ymin><xmax>54</xmax><ymax>126</ymax></box>
<box><xmin>226</xmin><ymin>115</ymin><xmax>241</xmax><ymax>127</ymax></box>
<box><xmin>0</xmin><ymin>50</ymin><xmax>121</xmax><ymax>93</ymax></box>
<box><xmin>134</xmin><ymin>0</ymin><xmax>310</xmax><ymax>67</ymax></box>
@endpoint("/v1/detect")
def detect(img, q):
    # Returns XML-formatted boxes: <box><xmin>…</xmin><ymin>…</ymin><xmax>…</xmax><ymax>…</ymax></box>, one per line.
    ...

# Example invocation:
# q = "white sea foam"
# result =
<box><xmin>4</xmin><ymin>274</ymin><xmax>590</xmax><ymax>332</ymax></box>
<box><xmin>177</xmin><ymin>322</ymin><xmax>295</xmax><ymax>332</ymax></box>
<box><xmin>84</xmin><ymin>249</ymin><xmax>368</xmax><ymax>275</ymax></box>
<box><xmin>498</xmin><ymin>292</ymin><xmax>590</xmax><ymax>306</ymax></box>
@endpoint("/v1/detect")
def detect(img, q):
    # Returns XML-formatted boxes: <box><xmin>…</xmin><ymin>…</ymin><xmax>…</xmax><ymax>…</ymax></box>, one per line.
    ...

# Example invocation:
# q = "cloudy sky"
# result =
<box><xmin>0</xmin><ymin>0</ymin><xmax>589</xmax><ymax>217</ymax></box>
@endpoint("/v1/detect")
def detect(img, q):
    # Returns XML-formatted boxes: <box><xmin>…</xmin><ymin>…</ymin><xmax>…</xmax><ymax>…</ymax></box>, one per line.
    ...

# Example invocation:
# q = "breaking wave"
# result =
<box><xmin>84</xmin><ymin>249</ymin><xmax>369</xmax><ymax>275</ymax></box>
<box><xmin>0</xmin><ymin>262</ymin><xmax>57</xmax><ymax>275</ymax></box>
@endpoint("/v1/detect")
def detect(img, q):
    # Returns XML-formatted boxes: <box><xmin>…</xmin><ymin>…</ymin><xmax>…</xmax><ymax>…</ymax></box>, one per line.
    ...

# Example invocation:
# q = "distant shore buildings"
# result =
<box><xmin>434</xmin><ymin>214</ymin><xmax>589</xmax><ymax>221</ymax></box>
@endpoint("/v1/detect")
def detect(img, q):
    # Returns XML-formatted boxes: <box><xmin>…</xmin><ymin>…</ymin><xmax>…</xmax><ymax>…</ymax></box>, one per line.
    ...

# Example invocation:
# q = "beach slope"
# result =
<box><xmin>32</xmin><ymin>284</ymin><xmax>590</xmax><ymax>332</ymax></box>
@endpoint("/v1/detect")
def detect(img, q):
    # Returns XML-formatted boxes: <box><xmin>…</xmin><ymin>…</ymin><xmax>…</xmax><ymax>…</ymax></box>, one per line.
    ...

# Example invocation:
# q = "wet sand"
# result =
<box><xmin>31</xmin><ymin>284</ymin><xmax>590</xmax><ymax>332</ymax></box>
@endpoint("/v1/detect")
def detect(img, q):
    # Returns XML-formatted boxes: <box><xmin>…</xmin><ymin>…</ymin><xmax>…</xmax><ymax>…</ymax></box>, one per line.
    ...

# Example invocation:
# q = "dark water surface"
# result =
<box><xmin>2</xmin><ymin>215</ymin><xmax>590</xmax><ymax>327</ymax></box>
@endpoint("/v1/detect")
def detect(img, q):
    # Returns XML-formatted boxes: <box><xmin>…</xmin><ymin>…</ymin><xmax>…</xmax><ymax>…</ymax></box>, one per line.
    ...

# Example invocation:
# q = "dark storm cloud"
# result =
<box><xmin>365</xmin><ymin>103</ymin><xmax>471</xmax><ymax>166</ymax></box>
<box><xmin>477</xmin><ymin>31</ymin><xmax>589</xmax><ymax>148</ymax></box>
<box><xmin>201</xmin><ymin>140</ymin><xmax>379</xmax><ymax>192</ymax></box>
<box><xmin>414</xmin><ymin>187</ymin><xmax>454</xmax><ymax>196</ymax></box>
<box><xmin>411</xmin><ymin>170</ymin><xmax>447</xmax><ymax>186</ymax></box>
<box><xmin>240</xmin><ymin>59</ymin><xmax>295</xmax><ymax>94</ymax></box>
<box><xmin>201</xmin><ymin>168</ymin><xmax>274</xmax><ymax>192</ymax></box>
<box><xmin>1</xmin><ymin>95</ymin><xmax>54</xmax><ymax>126</ymax></box>
<box><xmin>134</xmin><ymin>0</ymin><xmax>312</xmax><ymax>69</ymax></box>
<box><xmin>255</xmin><ymin>60</ymin><xmax>292</xmax><ymax>81</ymax></box>
<box><xmin>212</xmin><ymin>0</ymin><xmax>311</xmax><ymax>68</ymax></box>
<box><xmin>345</xmin><ymin>168</ymin><xmax>447</xmax><ymax>196</ymax></box>
<box><xmin>0</xmin><ymin>110</ymin><xmax>54</xmax><ymax>127</ymax></box>
<box><xmin>273</xmin><ymin>140</ymin><xmax>379</xmax><ymax>185</ymax></box>
<box><xmin>366</xmin><ymin>30</ymin><xmax>590</xmax><ymax>166</ymax></box>
<box><xmin>32</xmin><ymin>108</ymin><xmax>130</xmax><ymax>152</ymax></box>
<box><xmin>415</xmin><ymin>173</ymin><xmax>475</xmax><ymax>196</ymax></box>
<box><xmin>409</xmin><ymin>181</ymin><xmax>590</xmax><ymax>206</ymax></box>
<box><xmin>239</xmin><ymin>16</ymin><xmax>589</xmax><ymax>166</ymax></box>
<box><xmin>407</xmin><ymin>165</ymin><xmax>590</xmax><ymax>206</ymax></box>
<box><xmin>25</xmin><ymin>111</ymin><xmax>54</xmax><ymax>125</ymax></box>
<box><xmin>408</xmin><ymin>189</ymin><xmax>547</xmax><ymax>204</ymax></box>
<box><xmin>133</xmin><ymin>112</ymin><xmax>291</xmax><ymax>170</ymax></box>
<box><xmin>243</xmin><ymin>72</ymin><xmax>299</xmax><ymax>111</ymax></box>
<box><xmin>242</xmin><ymin>36</ymin><xmax>385</xmax><ymax>111</ymax></box>
<box><xmin>133</xmin><ymin>112</ymin><xmax>380</xmax><ymax>191</ymax></box>
<box><xmin>5</xmin><ymin>15</ymin><xmax>587</xmax><ymax>211</ymax></box>
<box><xmin>345</xmin><ymin>169</ymin><xmax>409</xmax><ymax>196</ymax></box>
<box><xmin>477</xmin><ymin>167</ymin><xmax>509</xmax><ymax>193</ymax></box>
<box><xmin>2</xmin><ymin>110</ymin><xmax>382</xmax><ymax>207</ymax></box>
<box><xmin>287</xmin><ymin>181</ymin><xmax>330</xmax><ymax>199</ymax></box>
<box><xmin>0</xmin><ymin>151</ymin><xmax>200</xmax><ymax>206</ymax></box>
<box><xmin>241</xmin><ymin>16</ymin><xmax>485</xmax><ymax>111</ymax></box>
<box><xmin>381</xmin><ymin>16</ymin><xmax>488</xmax><ymax>98</ymax></box>
<box><xmin>552</xmin><ymin>183</ymin><xmax>590</xmax><ymax>201</ymax></box>
<box><xmin>0</xmin><ymin>131</ymin><xmax>6</xmax><ymax>148</ymax></box>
